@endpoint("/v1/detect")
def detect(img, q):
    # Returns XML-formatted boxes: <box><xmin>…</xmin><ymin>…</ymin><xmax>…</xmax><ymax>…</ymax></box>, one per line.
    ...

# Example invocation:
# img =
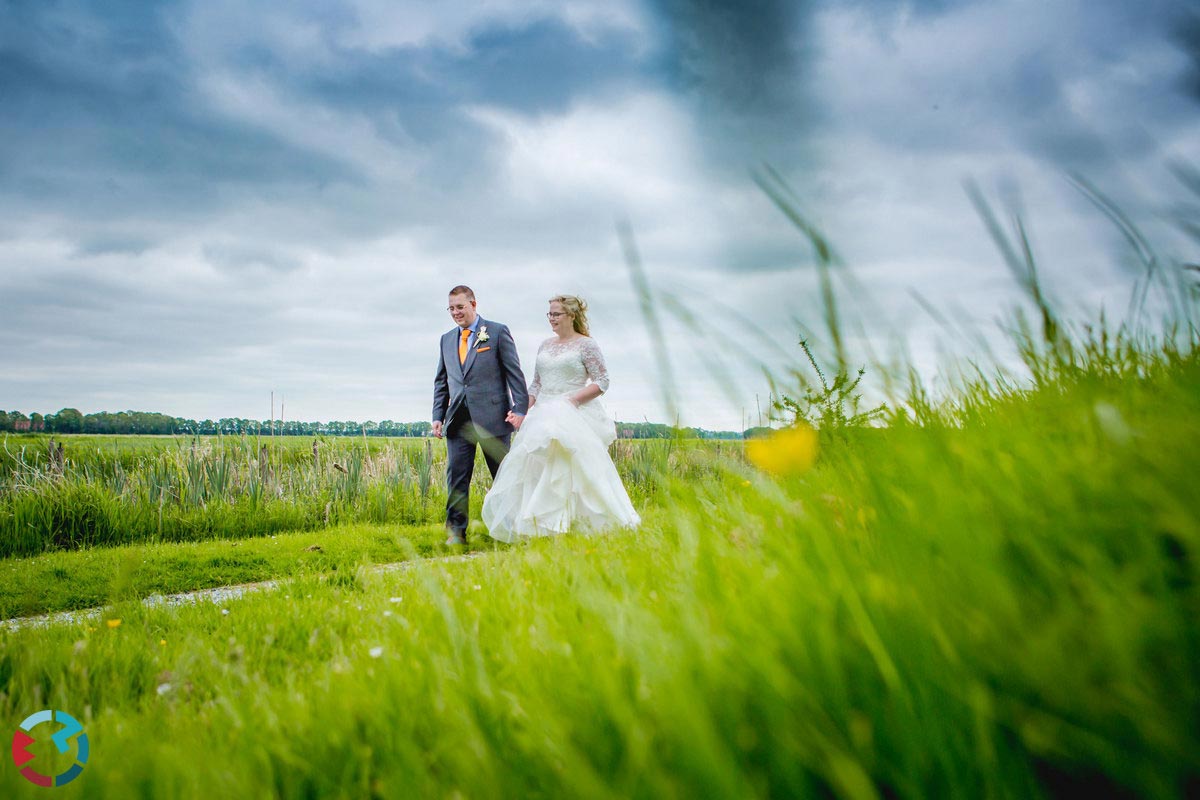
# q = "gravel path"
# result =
<box><xmin>1</xmin><ymin>551</ymin><xmax>490</xmax><ymax>632</ymax></box>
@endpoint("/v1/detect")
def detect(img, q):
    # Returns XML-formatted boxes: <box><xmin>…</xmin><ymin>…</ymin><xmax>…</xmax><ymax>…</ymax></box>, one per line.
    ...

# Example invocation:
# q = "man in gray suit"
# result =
<box><xmin>432</xmin><ymin>285</ymin><xmax>529</xmax><ymax>546</ymax></box>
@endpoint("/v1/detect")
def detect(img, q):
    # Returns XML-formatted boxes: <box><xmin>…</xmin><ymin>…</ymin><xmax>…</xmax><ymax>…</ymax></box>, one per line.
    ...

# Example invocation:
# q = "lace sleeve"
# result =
<box><xmin>528</xmin><ymin>342</ymin><xmax>545</xmax><ymax>400</ymax></box>
<box><xmin>580</xmin><ymin>338</ymin><xmax>610</xmax><ymax>393</ymax></box>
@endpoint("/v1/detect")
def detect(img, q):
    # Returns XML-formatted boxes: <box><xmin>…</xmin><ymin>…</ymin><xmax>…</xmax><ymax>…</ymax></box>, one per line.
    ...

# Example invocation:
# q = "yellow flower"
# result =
<box><xmin>160</xmin><ymin>639</ymin><xmax>167</xmax><ymax>647</ymax></box>
<box><xmin>746</xmin><ymin>424</ymin><xmax>819</xmax><ymax>475</ymax></box>
<box><xmin>106</xmin><ymin>619</ymin><xmax>122</xmax><ymax>629</ymax></box>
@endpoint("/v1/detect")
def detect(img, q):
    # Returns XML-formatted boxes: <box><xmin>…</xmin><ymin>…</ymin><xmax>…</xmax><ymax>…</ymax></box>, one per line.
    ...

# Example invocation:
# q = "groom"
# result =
<box><xmin>432</xmin><ymin>285</ymin><xmax>528</xmax><ymax>545</ymax></box>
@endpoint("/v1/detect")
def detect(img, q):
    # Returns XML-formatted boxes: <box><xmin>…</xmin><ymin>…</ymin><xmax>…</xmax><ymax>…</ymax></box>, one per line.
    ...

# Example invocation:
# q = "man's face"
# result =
<box><xmin>448</xmin><ymin>293</ymin><xmax>478</xmax><ymax>328</ymax></box>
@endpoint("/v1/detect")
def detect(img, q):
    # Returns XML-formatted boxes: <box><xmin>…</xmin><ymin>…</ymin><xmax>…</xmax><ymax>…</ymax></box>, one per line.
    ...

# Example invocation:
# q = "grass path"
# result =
<box><xmin>0</xmin><ymin>520</ymin><xmax>509</xmax><ymax>619</ymax></box>
<box><xmin>0</xmin><ymin>549</ymin><xmax>489</xmax><ymax>631</ymax></box>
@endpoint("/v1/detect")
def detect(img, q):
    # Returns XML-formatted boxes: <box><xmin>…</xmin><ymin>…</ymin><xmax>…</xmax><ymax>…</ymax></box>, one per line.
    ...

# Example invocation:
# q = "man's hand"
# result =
<box><xmin>432</xmin><ymin>421</ymin><xmax>443</xmax><ymax>439</ymax></box>
<box><xmin>505</xmin><ymin>411</ymin><xmax>525</xmax><ymax>430</ymax></box>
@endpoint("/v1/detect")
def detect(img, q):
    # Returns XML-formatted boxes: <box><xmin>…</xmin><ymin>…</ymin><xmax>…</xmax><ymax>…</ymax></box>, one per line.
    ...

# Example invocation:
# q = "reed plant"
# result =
<box><xmin>0</xmin><ymin>436</ymin><xmax>716</xmax><ymax>558</ymax></box>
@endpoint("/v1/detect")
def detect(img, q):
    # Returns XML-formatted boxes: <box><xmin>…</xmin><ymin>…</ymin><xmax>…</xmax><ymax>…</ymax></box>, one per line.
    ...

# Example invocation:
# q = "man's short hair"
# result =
<box><xmin>448</xmin><ymin>285</ymin><xmax>475</xmax><ymax>300</ymax></box>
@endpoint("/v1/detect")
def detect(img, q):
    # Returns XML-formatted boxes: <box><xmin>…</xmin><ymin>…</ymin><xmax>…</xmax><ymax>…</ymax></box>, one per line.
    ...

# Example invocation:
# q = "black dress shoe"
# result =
<box><xmin>445</xmin><ymin>531</ymin><xmax>467</xmax><ymax>546</ymax></box>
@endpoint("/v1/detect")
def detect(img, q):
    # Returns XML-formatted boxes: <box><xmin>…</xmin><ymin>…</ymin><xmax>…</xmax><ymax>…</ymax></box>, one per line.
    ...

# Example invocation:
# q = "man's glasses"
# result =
<box><xmin>447</xmin><ymin>305</ymin><xmax>470</xmax><ymax>312</ymax></box>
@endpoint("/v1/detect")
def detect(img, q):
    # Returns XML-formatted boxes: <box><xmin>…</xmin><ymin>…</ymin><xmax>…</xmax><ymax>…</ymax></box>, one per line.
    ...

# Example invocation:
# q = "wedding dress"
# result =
<box><xmin>482</xmin><ymin>336</ymin><xmax>640</xmax><ymax>542</ymax></box>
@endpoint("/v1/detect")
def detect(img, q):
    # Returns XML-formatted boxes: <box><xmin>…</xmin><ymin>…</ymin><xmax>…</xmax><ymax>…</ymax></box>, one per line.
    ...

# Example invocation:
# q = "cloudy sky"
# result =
<box><xmin>2</xmin><ymin>0</ymin><xmax>1197</xmax><ymax>430</ymax></box>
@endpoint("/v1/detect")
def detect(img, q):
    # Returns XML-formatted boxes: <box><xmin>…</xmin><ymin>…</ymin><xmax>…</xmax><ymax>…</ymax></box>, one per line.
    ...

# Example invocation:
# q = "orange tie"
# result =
<box><xmin>459</xmin><ymin>328</ymin><xmax>470</xmax><ymax>364</ymax></box>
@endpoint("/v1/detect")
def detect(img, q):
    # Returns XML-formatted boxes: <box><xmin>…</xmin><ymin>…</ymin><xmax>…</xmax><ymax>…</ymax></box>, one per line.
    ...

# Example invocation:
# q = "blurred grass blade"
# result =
<box><xmin>754</xmin><ymin>165</ymin><xmax>846</xmax><ymax>368</ymax></box>
<box><xmin>618</xmin><ymin>219</ymin><xmax>679</xmax><ymax>420</ymax></box>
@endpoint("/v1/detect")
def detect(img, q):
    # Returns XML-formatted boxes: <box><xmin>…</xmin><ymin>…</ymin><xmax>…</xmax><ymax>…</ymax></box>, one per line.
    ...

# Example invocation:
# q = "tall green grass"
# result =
<box><xmin>0</xmin><ymin>435</ymin><xmax>732</xmax><ymax>557</ymax></box>
<box><xmin>0</xmin><ymin>437</ymin><xmax>439</xmax><ymax>556</ymax></box>
<box><xmin>0</xmin><ymin>330</ymin><xmax>1195</xmax><ymax>797</ymax></box>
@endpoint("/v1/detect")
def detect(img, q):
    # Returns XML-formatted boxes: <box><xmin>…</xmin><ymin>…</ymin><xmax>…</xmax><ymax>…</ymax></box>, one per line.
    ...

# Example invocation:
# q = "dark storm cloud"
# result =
<box><xmin>295</xmin><ymin>17</ymin><xmax>643</xmax><ymax>119</ymax></box>
<box><xmin>227</xmin><ymin>14</ymin><xmax>648</xmax><ymax>209</ymax></box>
<box><xmin>0</xmin><ymin>0</ymin><xmax>356</xmax><ymax>230</ymax></box>
<box><xmin>0</xmin><ymin>1</ymin><xmax>649</xmax><ymax>251</ymax></box>
<box><xmin>863</xmin><ymin>0</ymin><xmax>1191</xmax><ymax>166</ymax></box>
<box><xmin>1173</xmin><ymin>5</ymin><xmax>1200</xmax><ymax>102</ymax></box>
<box><xmin>644</xmin><ymin>0</ymin><xmax>1194</xmax><ymax>172</ymax></box>
<box><xmin>830</xmin><ymin>0</ymin><xmax>981</xmax><ymax>18</ymax></box>
<box><xmin>647</xmin><ymin>0</ymin><xmax>818</xmax><ymax>171</ymax></box>
<box><xmin>1000</xmin><ymin>1</ymin><xmax>1194</xmax><ymax>170</ymax></box>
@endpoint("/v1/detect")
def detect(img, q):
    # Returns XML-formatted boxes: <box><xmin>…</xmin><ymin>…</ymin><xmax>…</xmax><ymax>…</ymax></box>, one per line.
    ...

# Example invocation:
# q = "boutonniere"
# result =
<box><xmin>476</xmin><ymin>325</ymin><xmax>490</xmax><ymax>345</ymax></box>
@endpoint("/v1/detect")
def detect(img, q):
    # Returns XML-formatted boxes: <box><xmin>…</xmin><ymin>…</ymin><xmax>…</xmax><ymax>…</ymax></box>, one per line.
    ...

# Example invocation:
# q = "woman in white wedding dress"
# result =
<box><xmin>482</xmin><ymin>295</ymin><xmax>641</xmax><ymax>542</ymax></box>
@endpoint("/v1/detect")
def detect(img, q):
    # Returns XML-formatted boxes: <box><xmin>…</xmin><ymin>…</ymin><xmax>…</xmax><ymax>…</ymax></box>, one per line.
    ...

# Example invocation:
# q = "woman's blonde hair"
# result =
<box><xmin>549</xmin><ymin>295</ymin><xmax>590</xmax><ymax>336</ymax></box>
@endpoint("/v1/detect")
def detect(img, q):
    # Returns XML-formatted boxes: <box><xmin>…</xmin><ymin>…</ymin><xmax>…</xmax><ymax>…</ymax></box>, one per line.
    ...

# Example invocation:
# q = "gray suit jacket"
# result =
<box><xmin>432</xmin><ymin>318</ymin><xmax>529</xmax><ymax>437</ymax></box>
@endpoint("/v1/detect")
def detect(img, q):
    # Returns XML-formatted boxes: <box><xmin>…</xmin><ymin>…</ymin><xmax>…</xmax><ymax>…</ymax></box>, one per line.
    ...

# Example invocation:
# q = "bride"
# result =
<box><xmin>482</xmin><ymin>295</ymin><xmax>641</xmax><ymax>542</ymax></box>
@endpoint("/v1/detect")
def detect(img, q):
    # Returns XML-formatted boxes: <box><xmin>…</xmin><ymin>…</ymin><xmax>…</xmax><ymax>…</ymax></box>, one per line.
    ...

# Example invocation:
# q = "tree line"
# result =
<box><xmin>0</xmin><ymin>409</ymin><xmax>744</xmax><ymax>439</ymax></box>
<box><xmin>0</xmin><ymin>409</ymin><xmax>433</xmax><ymax>437</ymax></box>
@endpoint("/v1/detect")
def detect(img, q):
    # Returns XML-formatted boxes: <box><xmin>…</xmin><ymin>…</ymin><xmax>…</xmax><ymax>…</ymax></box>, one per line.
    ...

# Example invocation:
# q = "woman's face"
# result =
<box><xmin>548</xmin><ymin>301</ymin><xmax>572</xmax><ymax>335</ymax></box>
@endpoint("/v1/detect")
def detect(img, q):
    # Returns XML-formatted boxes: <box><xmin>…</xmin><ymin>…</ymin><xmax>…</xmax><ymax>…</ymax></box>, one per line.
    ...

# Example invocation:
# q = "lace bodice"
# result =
<box><xmin>529</xmin><ymin>336</ymin><xmax>610</xmax><ymax>399</ymax></box>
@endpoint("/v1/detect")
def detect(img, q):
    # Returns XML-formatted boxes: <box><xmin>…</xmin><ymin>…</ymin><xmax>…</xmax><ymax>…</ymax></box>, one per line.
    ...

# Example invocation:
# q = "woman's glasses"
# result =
<box><xmin>546</xmin><ymin>312</ymin><xmax>569</xmax><ymax>319</ymax></box>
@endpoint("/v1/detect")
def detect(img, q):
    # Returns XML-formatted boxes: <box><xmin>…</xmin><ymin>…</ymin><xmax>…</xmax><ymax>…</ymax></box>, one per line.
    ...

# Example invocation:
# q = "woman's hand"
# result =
<box><xmin>570</xmin><ymin>384</ymin><xmax>603</xmax><ymax>408</ymax></box>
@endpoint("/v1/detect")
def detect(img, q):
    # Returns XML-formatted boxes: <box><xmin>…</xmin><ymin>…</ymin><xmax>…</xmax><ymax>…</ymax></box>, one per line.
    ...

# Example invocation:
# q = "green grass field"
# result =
<box><xmin>1</xmin><ymin>324</ymin><xmax>1197</xmax><ymax>797</ymax></box>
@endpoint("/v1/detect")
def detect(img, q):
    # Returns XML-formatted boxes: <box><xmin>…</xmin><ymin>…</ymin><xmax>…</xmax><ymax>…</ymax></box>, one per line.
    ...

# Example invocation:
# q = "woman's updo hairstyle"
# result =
<box><xmin>550</xmin><ymin>294</ymin><xmax>590</xmax><ymax>336</ymax></box>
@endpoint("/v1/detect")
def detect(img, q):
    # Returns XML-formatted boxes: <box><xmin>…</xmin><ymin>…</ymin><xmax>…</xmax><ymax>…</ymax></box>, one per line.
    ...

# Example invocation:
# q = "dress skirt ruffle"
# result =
<box><xmin>482</xmin><ymin>395</ymin><xmax>640</xmax><ymax>542</ymax></box>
